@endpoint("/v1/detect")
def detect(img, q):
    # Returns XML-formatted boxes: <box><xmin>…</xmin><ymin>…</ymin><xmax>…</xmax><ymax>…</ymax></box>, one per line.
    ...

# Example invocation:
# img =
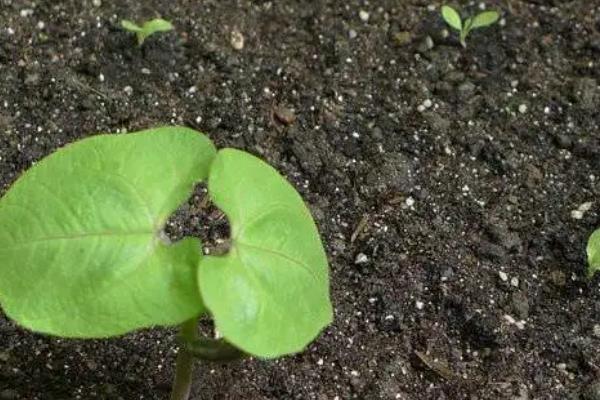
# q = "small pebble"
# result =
<box><xmin>355</xmin><ymin>253</ymin><xmax>369</xmax><ymax>264</ymax></box>
<box><xmin>510</xmin><ymin>277</ymin><xmax>519</xmax><ymax>287</ymax></box>
<box><xmin>518</xmin><ymin>104</ymin><xmax>528</xmax><ymax>114</ymax></box>
<box><xmin>123</xmin><ymin>86</ymin><xmax>133</xmax><ymax>96</ymax></box>
<box><xmin>230</xmin><ymin>30</ymin><xmax>244</xmax><ymax>50</ymax></box>
<box><xmin>348</xmin><ymin>29</ymin><xmax>357</xmax><ymax>39</ymax></box>
<box><xmin>393</xmin><ymin>31</ymin><xmax>411</xmax><ymax>46</ymax></box>
<box><xmin>92</xmin><ymin>0</ymin><xmax>102</xmax><ymax>6</ymax></box>
<box><xmin>359</xmin><ymin>10</ymin><xmax>370</xmax><ymax>22</ymax></box>
<box><xmin>499</xmin><ymin>271</ymin><xmax>508</xmax><ymax>282</ymax></box>
<box><xmin>418</xmin><ymin>36</ymin><xmax>434</xmax><ymax>52</ymax></box>
<box><xmin>572</xmin><ymin>210</ymin><xmax>584</xmax><ymax>220</ymax></box>
<box><xmin>571</xmin><ymin>202</ymin><xmax>593</xmax><ymax>220</ymax></box>
<box><xmin>141</xmin><ymin>68</ymin><xmax>151</xmax><ymax>75</ymax></box>
<box><xmin>423</xmin><ymin>99</ymin><xmax>433</xmax><ymax>108</ymax></box>
<box><xmin>593</xmin><ymin>324</ymin><xmax>600</xmax><ymax>337</ymax></box>
<box><xmin>98</xmin><ymin>73</ymin><xmax>105</xmax><ymax>82</ymax></box>
<box><xmin>274</xmin><ymin>106</ymin><xmax>296</xmax><ymax>125</ymax></box>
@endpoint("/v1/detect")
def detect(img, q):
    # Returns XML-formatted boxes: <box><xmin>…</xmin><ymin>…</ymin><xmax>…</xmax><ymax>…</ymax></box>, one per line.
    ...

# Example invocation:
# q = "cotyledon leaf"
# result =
<box><xmin>441</xmin><ymin>5</ymin><xmax>462</xmax><ymax>31</ymax></box>
<box><xmin>0</xmin><ymin>126</ymin><xmax>216</xmax><ymax>337</ymax></box>
<box><xmin>198</xmin><ymin>149</ymin><xmax>333</xmax><ymax>358</ymax></box>
<box><xmin>470</xmin><ymin>11</ymin><xmax>500</xmax><ymax>29</ymax></box>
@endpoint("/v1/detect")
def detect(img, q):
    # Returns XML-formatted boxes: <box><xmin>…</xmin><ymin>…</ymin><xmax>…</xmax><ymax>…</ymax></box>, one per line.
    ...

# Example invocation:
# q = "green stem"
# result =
<box><xmin>170</xmin><ymin>319</ymin><xmax>198</xmax><ymax>400</ymax></box>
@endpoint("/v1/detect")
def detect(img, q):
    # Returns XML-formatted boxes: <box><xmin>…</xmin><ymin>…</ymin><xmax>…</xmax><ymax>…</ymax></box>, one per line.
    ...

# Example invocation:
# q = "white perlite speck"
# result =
<box><xmin>499</xmin><ymin>271</ymin><xmax>508</xmax><ymax>282</ymax></box>
<box><xmin>571</xmin><ymin>202</ymin><xmax>593</xmax><ymax>220</ymax></box>
<box><xmin>503</xmin><ymin>314</ymin><xmax>526</xmax><ymax>330</ymax></box>
<box><xmin>415</xmin><ymin>301</ymin><xmax>424</xmax><ymax>310</ymax></box>
<box><xmin>359</xmin><ymin>10</ymin><xmax>370</xmax><ymax>22</ymax></box>
<box><xmin>354</xmin><ymin>253</ymin><xmax>368</xmax><ymax>264</ymax></box>
<box><xmin>518</xmin><ymin>104</ymin><xmax>528</xmax><ymax>114</ymax></box>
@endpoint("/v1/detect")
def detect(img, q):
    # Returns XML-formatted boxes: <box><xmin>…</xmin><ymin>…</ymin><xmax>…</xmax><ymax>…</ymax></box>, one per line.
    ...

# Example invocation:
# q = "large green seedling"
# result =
<box><xmin>441</xmin><ymin>5</ymin><xmax>499</xmax><ymax>48</ymax></box>
<box><xmin>0</xmin><ymin>127</ymin><xmax>332</xmax><ymax>399</ymax></box>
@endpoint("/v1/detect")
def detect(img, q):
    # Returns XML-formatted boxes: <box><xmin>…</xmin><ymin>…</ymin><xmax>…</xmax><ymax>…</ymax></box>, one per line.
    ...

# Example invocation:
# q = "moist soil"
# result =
<box><xmin>1</xmin><ymin>0</ymin><xmax>600</xmax><ymax>399</ymax></box>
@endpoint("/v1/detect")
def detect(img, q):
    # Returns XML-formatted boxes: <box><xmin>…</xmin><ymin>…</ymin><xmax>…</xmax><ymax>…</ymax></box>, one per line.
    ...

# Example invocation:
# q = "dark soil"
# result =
<box><xmin>2</xmin><ymin>0</ymin><xmax>600</xmax><ymax>399</ymax></box>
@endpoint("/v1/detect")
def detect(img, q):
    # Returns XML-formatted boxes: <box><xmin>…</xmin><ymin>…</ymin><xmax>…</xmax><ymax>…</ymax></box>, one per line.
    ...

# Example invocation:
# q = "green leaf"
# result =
<box><xmin>198</xmin><ymin>149</ymin><xmax>333</xmax><ymax>358</ymax></box>
<box><xmin>138</xmin><ymin>18</ymin><xmax>174</xmax><ymax>45</ymax></box>
<box><xmin>0</xmin><ymin>126</ymin><xmax>216</xmax><ymax>338</ymax></box>
<box><xmin>121</xmin><ymin>19</ymin><xmax>142</xmax><ymax>32</ymax></box>
<box><xmin>471</xmin><ymin>11</ymin><xmax>500</xmax><ymax>29</ymax></box>
<box><xmin>587</xmin><ymin>228</ymin><xmax>600</xmax><ymax>278</ymax></box>
<box><xmin>141</xmin><ymin>18</ymin><xmax>174</xmax><ymax>34</ymax></box>
<box><xmin>441</xmin><ymin>5</ymin><xmax>462</xmax><ymax>31</ymax></box>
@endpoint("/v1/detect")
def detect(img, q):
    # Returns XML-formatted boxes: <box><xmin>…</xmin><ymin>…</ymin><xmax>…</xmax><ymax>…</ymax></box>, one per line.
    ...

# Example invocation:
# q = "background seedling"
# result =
<box><xmin>441</xmin><ymin>5</ymin><xmax>499</xmax><ymax>48</ymax></box>
<box><xmin>588</xmin><ymin>228</ymin><xmax>600</xmax><ymax>278</ymax></box>
<box><xmin>0</xmin><ymin>127</ymin><xmax>333</xmax><ymax>400</ymax></box>
<box><xmin>121</xmin><ymin>18</ymin><xmax>174</xmax><ymax>46</ymax></box>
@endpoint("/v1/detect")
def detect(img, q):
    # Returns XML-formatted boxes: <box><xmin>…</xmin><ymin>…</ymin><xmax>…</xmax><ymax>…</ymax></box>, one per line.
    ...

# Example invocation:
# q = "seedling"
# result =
<box><xmin>588</xmin><ymin>228</ymin><xmax>600</xmax><ymax>278</ymax></box>
<box><xmin>441</xmin><ymin>5</ymin><xmax>499</xmax><ymax>48</ymax></box>
<box><xmin>0</xmin><ymin>127</ymin><xmax>332</xmax><ymax>400</ymax></box>
<box><xmin>121</xmin><ymin>18</ymin><xmax>174</xmax><ymax>46</ymax></box>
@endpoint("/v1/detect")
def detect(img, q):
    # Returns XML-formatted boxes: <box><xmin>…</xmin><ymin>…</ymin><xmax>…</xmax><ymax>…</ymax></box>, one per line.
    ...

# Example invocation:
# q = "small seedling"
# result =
<box><xmin>121</xmin><ymin>18</ymin><xmax>174</xmax><ymax>46</ymax></box>
<box><xmin>588</xmin><ymin>228</ymin><xmax>600</xmax><ymax>278</ymax></box>
<box><xmin>441</xmin><ymin>5</ymin><xmax>499</xmax><ymax>48</ymax></box>
<box><xmin>0</xmin><ymin>127</ymin><xmax>333</xmax><ymax>400</ymax></box>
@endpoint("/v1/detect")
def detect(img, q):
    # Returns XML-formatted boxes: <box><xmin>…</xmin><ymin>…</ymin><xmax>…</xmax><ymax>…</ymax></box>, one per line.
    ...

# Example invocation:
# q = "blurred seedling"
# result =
<box><xmin>121</xmin><ymin>18</ymin><xmax>174</xmax><ymax>46</ymax></box>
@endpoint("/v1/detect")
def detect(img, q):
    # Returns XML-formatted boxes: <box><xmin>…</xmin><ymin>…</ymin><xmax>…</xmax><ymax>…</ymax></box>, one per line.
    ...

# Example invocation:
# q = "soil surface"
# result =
<box><xmin>2</xmin><ymin>0</ymin><xmax>600</xmax><ymax>399</ymax></box>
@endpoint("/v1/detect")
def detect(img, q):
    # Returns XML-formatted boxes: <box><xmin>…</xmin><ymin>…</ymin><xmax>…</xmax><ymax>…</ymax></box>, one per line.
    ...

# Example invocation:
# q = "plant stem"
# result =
<box><xmin>170</xmin><ymin>319</ymin><xmax>198</xmax><ymax>400</ymax></box>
